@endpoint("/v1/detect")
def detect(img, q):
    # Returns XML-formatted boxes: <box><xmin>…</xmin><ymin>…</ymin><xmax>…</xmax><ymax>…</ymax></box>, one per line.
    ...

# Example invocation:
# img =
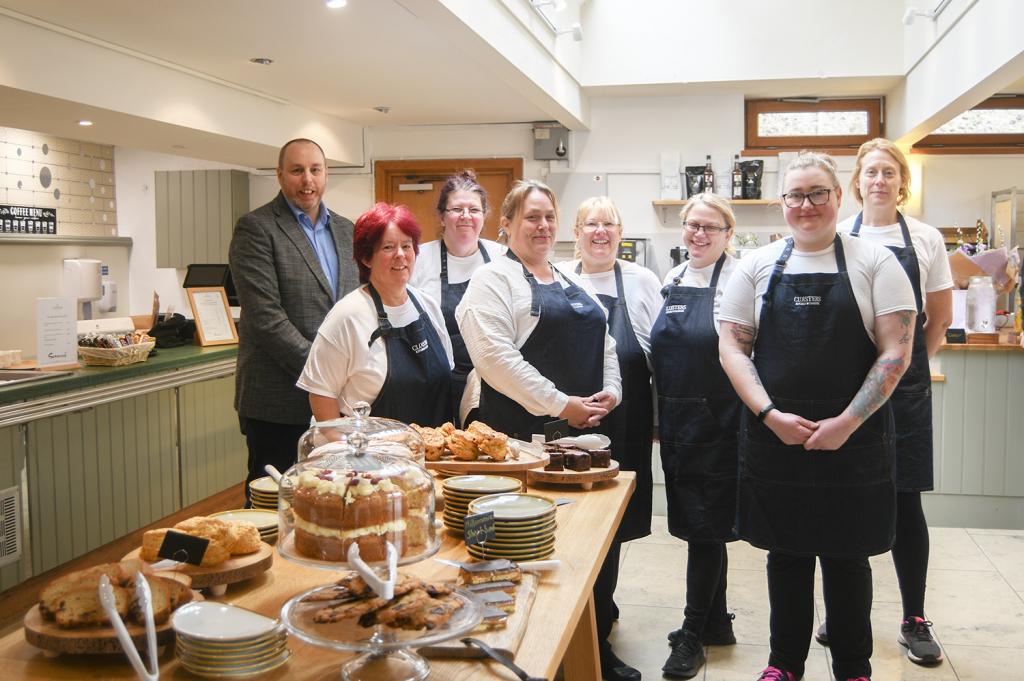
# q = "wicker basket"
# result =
<box><xmin>78</xmin><ymin>340</ymin><xmax>156</xmax><ymax>367</ymax></box>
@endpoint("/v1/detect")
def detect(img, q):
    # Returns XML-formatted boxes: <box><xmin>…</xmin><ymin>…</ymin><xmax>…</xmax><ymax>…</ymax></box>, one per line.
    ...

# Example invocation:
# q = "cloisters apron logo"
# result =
<box><xmin>666</xmin><ymin>304</ymin><xmax>687</xmax><ymax>314</ymax></box>
<box><xmin>411</xmin><ymin>339</ymin><xmax>428</xmax><ymax>353</ymax></box>
<box><xmin>793</xmin><ymin>296</ymin><xmax>821</xmax><ymax>306</ymax></box>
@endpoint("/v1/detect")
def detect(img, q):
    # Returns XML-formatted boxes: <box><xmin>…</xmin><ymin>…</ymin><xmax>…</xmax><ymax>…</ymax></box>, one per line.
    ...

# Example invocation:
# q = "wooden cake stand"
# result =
<box><xmin>528</xmin><ymin>459</ymin><xmax>620</xmax><ymax>490</ymax></box>
<box><xmin>122</xmin><ymin>542</ymin><xmax>273</xmax><ymax>595</ymax></box>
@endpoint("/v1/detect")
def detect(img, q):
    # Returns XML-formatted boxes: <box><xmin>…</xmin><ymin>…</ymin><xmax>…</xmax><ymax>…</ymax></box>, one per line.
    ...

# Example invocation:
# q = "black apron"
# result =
<box><xmin>737</xmin><ymin>236</ymin><xmax>896</xmax><ymax>558</ymax></box>
<box><xmin>852</xmin><ymin>212</ymin><xmax>933</xmax><ymax>491</ymax></box>
<box><xmin>366</xmin><ymin>284</ymin><xmax>453</xmax><ymax>427</ymax></box>
<box><xmin>440</xmin><ymin>240</ymin><xmax>491</xmax><ymax>427</ymax></box>
<box><xmin>650</xmin><ymin>254</ymin><xmax>740</xmax><ymax>543</ymax></box>
<box><xmin>576</xmin><ymin>261</ymin><xmax>654</xmax><ymax>542</ymax></box>
<box><xmin>478</xmin><ymin>252</ymin><xmax>606</xmax><ymax>442</ymax></box>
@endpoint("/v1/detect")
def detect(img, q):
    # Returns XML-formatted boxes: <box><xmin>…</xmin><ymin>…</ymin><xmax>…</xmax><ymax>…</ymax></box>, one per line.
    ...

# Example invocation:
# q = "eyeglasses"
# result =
<box><xmin>445</xmin><ymin>206</ymin><xmax>484</xmax><ymax>217</ymax></box>
<box><xmin>781</xmin><ymin>188</ymin><xmax>833</xmax><ymax>208</ymax></box>
<box><xmin>581</xmin><ymin>221</ymin><xmax>619</xmax><ymax>231</ymax></box>
<box><xmin>683</xmin><ymin>221</ymin><xmax>729</xmax><ymax>234</ymax></box>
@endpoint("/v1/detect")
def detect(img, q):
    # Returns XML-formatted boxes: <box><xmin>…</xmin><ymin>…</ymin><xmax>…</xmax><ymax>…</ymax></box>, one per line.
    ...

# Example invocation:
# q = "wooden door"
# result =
<box><xmin>374</xmin><ymin>158</ymin><xmax>523</xmax><ymax>243</ymax></box>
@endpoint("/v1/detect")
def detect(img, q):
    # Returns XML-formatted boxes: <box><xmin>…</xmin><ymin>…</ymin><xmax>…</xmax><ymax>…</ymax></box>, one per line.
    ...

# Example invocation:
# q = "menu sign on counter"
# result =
<box><xmin>1</xmin><ymin>204</ymin><xmax>57</xmax><ymax>235</ymax></box>
<box><xmin>36</xmin><ymin>297</ymin><xmax>77</xmax><ymax>367</ymax></box>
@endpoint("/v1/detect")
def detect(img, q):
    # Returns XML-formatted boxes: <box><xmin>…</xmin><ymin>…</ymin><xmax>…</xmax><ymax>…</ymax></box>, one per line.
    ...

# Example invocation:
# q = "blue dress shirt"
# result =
<box><xmin>285</xmin><ymin>198</ymin><xmax>339</xmax><ymax>301</ymax></box>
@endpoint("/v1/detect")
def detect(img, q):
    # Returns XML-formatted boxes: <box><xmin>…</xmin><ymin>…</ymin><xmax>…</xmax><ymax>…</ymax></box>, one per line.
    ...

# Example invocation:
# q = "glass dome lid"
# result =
<box><xmin>298</xmin><ymin>401</ymin><xmax>425</xmax><ymax>465</ymax></box>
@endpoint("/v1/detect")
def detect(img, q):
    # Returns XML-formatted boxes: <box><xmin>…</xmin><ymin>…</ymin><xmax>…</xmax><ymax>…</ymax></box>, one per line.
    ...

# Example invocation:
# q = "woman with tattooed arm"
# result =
<box><xmin>717</xmin><ymin>151</ymin><xmax>917</xmax><ymax>681</ymax></box>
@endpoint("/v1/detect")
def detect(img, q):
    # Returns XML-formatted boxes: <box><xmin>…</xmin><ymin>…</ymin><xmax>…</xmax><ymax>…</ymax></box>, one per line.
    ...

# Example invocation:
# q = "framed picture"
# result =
<box><xmin>185</xmin><ymin>286</ymin><xmax>238</xmax><ymax>346</ymax></box>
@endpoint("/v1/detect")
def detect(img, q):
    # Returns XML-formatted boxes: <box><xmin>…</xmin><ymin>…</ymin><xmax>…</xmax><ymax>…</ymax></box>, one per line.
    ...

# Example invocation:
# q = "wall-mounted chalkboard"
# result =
<box><xmin>0</xmin><ymin>204</ymin><xmax>57</xmax><ymax>234</ymax></box>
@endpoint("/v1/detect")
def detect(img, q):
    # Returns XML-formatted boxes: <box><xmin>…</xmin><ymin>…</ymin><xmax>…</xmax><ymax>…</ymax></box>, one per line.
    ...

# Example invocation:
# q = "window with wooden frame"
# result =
<box><xmin>912</xmin><ymin>95</ymin><xmax>1024</xmax><ymax>154</ymax></box>
<box><xmin>744</xmin><ymin>98</ymin><xmax>884</xmax><ymax>156</ymax></box>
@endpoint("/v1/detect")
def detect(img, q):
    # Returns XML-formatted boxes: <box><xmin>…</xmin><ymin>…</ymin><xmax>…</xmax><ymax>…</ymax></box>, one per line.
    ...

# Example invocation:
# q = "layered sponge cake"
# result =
<box><xmin>292</xmin><ymin>466</ymin><xmax>432</xmax><ymax>563</ymax></box>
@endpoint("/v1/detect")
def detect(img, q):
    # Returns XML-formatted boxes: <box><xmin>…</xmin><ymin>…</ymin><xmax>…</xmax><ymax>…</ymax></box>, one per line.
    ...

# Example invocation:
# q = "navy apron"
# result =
<box><xmin>440</xmin><ymin>240</ymin><xmax>491</xmax><ymax>427</ymax></box>
<box><xmin>366</xmin><ymin>284</ymin><xmax>453</xmax><ymax>427</ymax></box>
<box><xmin>737</xmin><ymin>236</ymin><xmax>896</xmax><ymax>558</ymax></box>
<box><xmin>576</xmin><ymin>261</ymin><xmax>654</xmax><ymax>542</ymax></box>
<box><xmin>851</xmin><ymin>212</ymin><xmax>933</xmax><ymax>491</ymax></box>
<box><xmin>650</xmin><ymin>254</ymin><xmax>741</xmax><ymax>543</ymax></box>
<box><xmin>478</xmin><ymin>252</ymin><xmax>606</xmax><ymax>442</ymax></box>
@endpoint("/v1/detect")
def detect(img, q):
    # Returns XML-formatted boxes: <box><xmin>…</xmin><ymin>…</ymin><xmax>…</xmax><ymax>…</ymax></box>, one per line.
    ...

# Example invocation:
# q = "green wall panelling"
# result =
<box><xmin>154</xmin><ymin>169</ymin><xmax>249</xmax><ymax>268</ymax></box>
<box><xmin>26</xmin><ymin>389</ymin><xmax>179</xmax><ymax>576</ymax></box>
<box><xmin>178</xmin><ymin>376</ymin><xmax>246</xmax><ymax>506</ymax></box>
<box><xmin>0</xmin><ymin>424</ymin><xmax>27</xmax><ymax>591</ymax></box>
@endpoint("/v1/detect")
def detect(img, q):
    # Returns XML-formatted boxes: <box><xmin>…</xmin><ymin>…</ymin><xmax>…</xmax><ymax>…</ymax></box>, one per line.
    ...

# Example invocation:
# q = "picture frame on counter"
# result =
<box><xmin>185</xmin><ymin>286</ymin><xmax>238</xmax><ymax>346</ymax></box>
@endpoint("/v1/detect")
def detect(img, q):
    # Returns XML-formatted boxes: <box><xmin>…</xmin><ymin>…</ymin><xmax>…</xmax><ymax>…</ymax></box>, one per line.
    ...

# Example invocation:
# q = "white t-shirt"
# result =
<box><xmin>298</xmin><ymin>284</ymin><xmax>454</xmax><ymax>415</ymax></box>
<box><xmin>409</xmin><ymin>239</ymin><xmax>506</xmax><ymax>307</ymax></box>
<box><xmin>662</xmin><ymin>254</ymin><xmax>740</xmax><ymax>334</ymax></box>
<box><xmin>554</xmin><ymin>259</ymin><xmax>663</xmax><ymax>357</ymax></box>
<box><xmin>837</xmin><ymin>214</ymin><xmax>953</xmax><ymax>298</ymax></box>
<box><xmin>456</xmin><ymin>254</ymin><xmax>622</xmax><ymax>419</ymax></box>
<box><xmin>719</xmin><ymin>233</ymin><xmax>917</xmax><ymax>344</ymax></box>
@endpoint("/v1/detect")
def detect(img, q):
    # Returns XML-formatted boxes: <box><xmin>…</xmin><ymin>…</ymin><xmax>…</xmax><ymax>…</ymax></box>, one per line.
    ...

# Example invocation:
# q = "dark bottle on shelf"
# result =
<box><xmin>703</xmin><ymin>155</ymin><xmax>715</xmax><ymax>194</ymax></box>
<box><xmin>731</xmin><ymin>154</ymin><xmax>743</xmax><ymax>200</ymax></box>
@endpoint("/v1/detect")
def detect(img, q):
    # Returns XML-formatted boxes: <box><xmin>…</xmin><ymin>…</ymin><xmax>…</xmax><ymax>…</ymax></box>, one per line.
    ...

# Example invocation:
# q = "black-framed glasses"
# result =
<box><xmin>781</xmin><ymin>188</ymin><xmax>833</xmax><ymax>208</ymax></box>
<box><xmin>445</xmin><ymin>206</ymin><xmax>484</xmax><ymax>217</ymax></box>
<box><xmin>683</xmin><ymin>221</ymin><xmax>729</xmax><ymax>234</ymax></box>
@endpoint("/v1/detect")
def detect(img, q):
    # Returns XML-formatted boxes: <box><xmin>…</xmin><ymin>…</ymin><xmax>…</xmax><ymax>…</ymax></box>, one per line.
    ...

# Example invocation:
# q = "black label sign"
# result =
<box><xmin>157</xmin><ymin>530</ymin><xmax>210</xmax><ymax>566</ymax></box>
<box><xmin>945</xmin><ymin>328</ymin><xmax>967</xmax><ymax>344</ymax></box>
<box><xmin>0</xmin><ymin>204</ymin><xmax>57</xmax><ymax>235</ymax></box>
<box><xmin>544</xmin><ymin>418</ymin><xmax>569</xmax><ymax>443</ymax></box>
<box><xmin>463</xmin><ymin>511</ymin><xmax>496</xmax><ymax>546</ymax></box>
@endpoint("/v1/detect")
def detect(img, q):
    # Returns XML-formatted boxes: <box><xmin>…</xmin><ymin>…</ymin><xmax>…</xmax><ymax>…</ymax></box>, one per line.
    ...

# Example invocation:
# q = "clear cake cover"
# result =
<box><xmin>279</xmin><ymin>403</ymin><xmax>438</xmax><ymax>569</ymax></box>
<box><xmin>297</xmin><ymin>402</ymin><xmax>426</xmax><ymax>465</ymax></box>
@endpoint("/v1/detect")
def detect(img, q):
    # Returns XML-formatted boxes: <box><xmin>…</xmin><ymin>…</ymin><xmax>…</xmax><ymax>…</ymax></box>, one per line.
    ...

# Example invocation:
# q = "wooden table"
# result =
<box><xmin>0</xmin><ymin>472</ymin><xmax>635</xmax><ymax>680</ymax></box>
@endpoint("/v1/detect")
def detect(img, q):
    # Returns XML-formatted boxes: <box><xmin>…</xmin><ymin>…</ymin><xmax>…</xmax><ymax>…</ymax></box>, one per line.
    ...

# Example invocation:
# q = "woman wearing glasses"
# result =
<box><xmin>457</xmin><ymin>180</ymin><xmax>620</xmax><ymax>442</ymax></box>
<box><xmin>651</xmin><ymin>194</ymin><xmax>742</xmax><ymax>679</ymax></box>
<box><xmin>813</xmin><ymin>139</ymin><xmax>952</xmax><ymax>665</ymax></box>
<box><xmin>718</xmin><ymin>151</ymin><xmax>916</xmax><ymax>681</ymax></box>
<box><xmin>410</xmin><ymin>170</ymin><xmax>505</xmax><ymax>425</ymax></box>
<box><xmin>555</xmin><ymin>196</ymin><xmax>662</xmax><ymax>681</ymax></box>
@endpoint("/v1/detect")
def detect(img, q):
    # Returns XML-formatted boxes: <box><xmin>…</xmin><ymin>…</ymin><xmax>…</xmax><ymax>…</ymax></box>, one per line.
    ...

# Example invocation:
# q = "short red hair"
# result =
<box><xmin>352</xmin><ymin>202</ymin><xmax>422</xmax><ymax>283</ymax></box>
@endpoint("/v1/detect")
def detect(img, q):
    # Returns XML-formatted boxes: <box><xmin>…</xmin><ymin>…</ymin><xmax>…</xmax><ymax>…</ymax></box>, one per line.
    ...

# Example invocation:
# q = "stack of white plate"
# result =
<box><xmin>210</xmin><ymin>508</ymin><xmax>279</xmax><ymax>545</ymax></box>
<box><xmin>442</xmin><ymin>475</ymin><xmax>522</xmax><ymax>534</ymax></box>
<box><xmin>248</xmin><ymin>476</ymin><xmax>279</xmax><ymax>510</ymax></box>
<box><xmin>172</xmin><ymin>601</ymin><xmax>289</xmax><ymax>677</ymax></box>
<box><xmin>465</xmin><ymin>493</ymin><xmax>557</xmax><ymax>561</ymax></box>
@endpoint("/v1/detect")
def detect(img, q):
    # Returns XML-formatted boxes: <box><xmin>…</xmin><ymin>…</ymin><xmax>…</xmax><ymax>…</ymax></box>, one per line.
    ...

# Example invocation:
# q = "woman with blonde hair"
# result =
<box><xmin>556</xmin><ymin>196</ymin><xmax>661</xmax><ymax>681</ymax></box>
<box><xmin>814</xmin><ymin>139</ymin><xmax>953</xmax><ymax>666</ymax></box>
<box><xmin>651</xmin><ymin>193</ymin><xmax>742</xmax><ymax>679</ymax></box>
<box><xmin>719</xmin><ymin>151</ymin><xmax>917</xmax><ymax>681</ymax></box>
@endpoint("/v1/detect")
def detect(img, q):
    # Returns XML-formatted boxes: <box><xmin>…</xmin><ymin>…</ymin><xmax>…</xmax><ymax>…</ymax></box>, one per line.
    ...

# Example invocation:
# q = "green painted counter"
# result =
<box><xmin>0</xmin><ymin>344</ymin><xmax>237</xmax><ymax>406</ymax></box>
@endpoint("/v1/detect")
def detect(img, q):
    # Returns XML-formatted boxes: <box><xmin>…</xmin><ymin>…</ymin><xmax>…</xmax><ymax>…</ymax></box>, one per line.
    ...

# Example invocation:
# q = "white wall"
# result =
<box><xmin>918</xmin><ymin>154</ymin><xmax>1024</xmax><ymax>230</ymax></box>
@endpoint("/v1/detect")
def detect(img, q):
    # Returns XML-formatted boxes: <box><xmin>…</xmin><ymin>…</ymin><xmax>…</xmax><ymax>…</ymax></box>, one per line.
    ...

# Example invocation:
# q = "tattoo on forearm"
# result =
<box><xmin>897</xmin><ymin>310</ymin><xmax>913</xmax><ymax>345</ymax></box>
<box><xmin>742</xmin><ymin>357</ymin><xmax>762</xmax><ymax>386</ymax></box>
<box><xmin>730</xmin><ymin>324</ymin><xmax>756</xmax><ymax>356</ymax></box>
<box><xmin>849</xmin><ymin>357</ymin><xmax>906</xmax><ymax>420</ymax></box>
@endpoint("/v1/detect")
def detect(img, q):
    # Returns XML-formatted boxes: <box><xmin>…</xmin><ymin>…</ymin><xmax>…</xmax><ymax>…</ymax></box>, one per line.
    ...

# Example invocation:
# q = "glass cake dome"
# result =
<box><xmin>279</xmin><ymin>403</ymin><xmax>438</xmax><ymax>570</ymax></box>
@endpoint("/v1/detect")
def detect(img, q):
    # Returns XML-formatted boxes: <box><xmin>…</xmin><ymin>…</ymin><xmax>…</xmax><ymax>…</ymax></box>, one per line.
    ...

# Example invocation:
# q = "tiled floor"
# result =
<box><xmin>608</xmin><ymin>516</ymin><xmax>1024</xmax><ymax>680</ymax></box>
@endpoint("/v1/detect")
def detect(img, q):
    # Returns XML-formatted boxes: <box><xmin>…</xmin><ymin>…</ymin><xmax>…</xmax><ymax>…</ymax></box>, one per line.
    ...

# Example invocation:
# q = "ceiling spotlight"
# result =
<box><xmin>903</xmin><ymin>0</ymin><xmax>953</xmax><ymax>25</ymax></box>
<box><xmin>325</xmin><ymin>0</ymin><xmax>347</xmax><ymax>7</ymax></box>
<box><xmin>373</xmin><ymin>106</ymin><xmax>391</xmax><ymax>114</ymax></box>
<box><xmin>77</xmin><ymin>120</ymin><xmax>93</xmax><ymax>126</ymax></box>
<box><xmin>249</xmin><ymin>57</ymin><xmax>274</xmax><ymax>65</ymax></box>
<box><xmin>556</xmin><ymin>22</ymin><xmax>583</xmax><ymax>41</ymax></box>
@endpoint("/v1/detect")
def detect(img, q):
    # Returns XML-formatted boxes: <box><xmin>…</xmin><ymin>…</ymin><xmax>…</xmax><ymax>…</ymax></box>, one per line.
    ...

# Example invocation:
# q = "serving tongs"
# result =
<box><xmin>461</xmin><ymin>637</ymin><xmax>547</xmax><ymax>681</ymax></box>
<box><xmin>98</xmin><ymin>573</ymin><xmax>160</xmax><ymax>680</ymax></box>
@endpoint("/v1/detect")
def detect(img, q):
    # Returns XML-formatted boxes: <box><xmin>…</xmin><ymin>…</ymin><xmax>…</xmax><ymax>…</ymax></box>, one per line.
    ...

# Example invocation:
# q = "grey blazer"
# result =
<box><xmin>228</xmin><ymin>192</ymin><xmax>360</xmax><ymax>424</ymax></box>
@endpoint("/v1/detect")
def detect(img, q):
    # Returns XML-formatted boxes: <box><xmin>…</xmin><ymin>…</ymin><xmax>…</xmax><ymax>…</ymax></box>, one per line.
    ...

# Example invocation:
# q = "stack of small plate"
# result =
<box><xmin>248</xmin><ymin>476</ymin><xmax>279</xmax><ymax>510</ymax></box>
<box><xmin>172</xmin><ymin>601</ymin><xmax>289</xmax><ymax>677</ymax></box>
<box><xmin>442</xmin><ymin>475</ymin><xmax>522</xmax><ymax>534</ymax></box>
<box><xmin>210</xmin><ymin>508</ymin><xmax>279</xmax><ymax>545</ymax></box>
<box><xmin>465</xmin><ymin>493</ymin><xmax>557</xmax><ymax>561</ymax></box>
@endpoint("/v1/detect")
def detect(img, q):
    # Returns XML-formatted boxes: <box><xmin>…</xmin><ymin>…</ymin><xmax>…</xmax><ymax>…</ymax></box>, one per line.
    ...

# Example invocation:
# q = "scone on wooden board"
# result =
<box><xmin>139</xmin><ymin>515</ymin><xmax>262</xmax><ymax>565</ymax></box>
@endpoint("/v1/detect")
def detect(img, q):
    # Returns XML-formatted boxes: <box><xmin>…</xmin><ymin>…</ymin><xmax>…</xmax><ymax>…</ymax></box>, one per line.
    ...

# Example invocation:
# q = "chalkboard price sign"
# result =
<box><xmin>0</xmin><ymin>204</ymin><xmax>58</xmax><ymax>235</ymax></box>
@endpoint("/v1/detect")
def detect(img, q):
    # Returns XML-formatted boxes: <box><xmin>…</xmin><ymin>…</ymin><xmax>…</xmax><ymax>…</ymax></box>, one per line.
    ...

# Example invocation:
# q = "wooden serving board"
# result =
<box><xmin>426</xmin><ymin>439</ymin><xmax>549</xmax><ymax>475</ymax></box>
<box><xmin>528</xmin><ymin>459</ymin><xmax>620</xmax><ymax>490</ymax></box>
<box><xmin>23</xmin><ymin>591</ymin><xmax>203</xmax><ymax>655</ymax></box>
<box><xmin>420</xmin><ymin>572</ymin><xmax>538</xmax><ymax>660</ymax></box>
<box><xmin>121</xmin><ymin>542</ymin><xmax>273</xmax><ymax>589</ymax></box>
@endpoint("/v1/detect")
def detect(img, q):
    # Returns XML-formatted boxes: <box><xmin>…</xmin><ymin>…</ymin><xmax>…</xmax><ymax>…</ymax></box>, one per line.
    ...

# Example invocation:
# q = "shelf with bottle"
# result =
<box><xmin>652</xmin><ymin>197</ymin><xmax>778</xmax><ymax>221</ymax></box>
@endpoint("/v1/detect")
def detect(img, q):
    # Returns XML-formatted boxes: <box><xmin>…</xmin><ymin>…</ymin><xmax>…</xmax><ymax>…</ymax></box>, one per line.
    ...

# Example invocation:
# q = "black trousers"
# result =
<box><xmin>239</xmin><ymin>416</ymin><xmax>307</xmax><ymax>503</ymax></box>
<box><xmin>892</xmin><ymin>490</ymin><xmax>930</xmax><ymax>619</ymax></box>
<box><xmin>683</xmin><ymin>541</ymin><xmax>729</xmax><ymax>635</ymax></box>
<box><xmin>767</xmin><ymin>551</ymin><xmax>872</xmax><ymax>680</ymax></box>
<box><xmin>594</xmin><ymin>539</ymin><xmax>622</xmax><ymax>652</ymax></box>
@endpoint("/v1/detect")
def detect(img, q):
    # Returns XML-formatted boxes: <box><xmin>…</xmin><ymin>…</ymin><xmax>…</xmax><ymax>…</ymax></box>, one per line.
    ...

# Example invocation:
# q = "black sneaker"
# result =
<box><xmin>662</xmin><ymin>629</ymin><xmax>705</xmax><ymax>679</ymax></box>
<box><xmin>815</xmin><ymin>622</ymin><xmax>829</xmax><ymax>646</ymax></box>
<box><xmin>600</xmin><ymin>646</ymin><xmax>642</xmax><ymax>681</ymax></box>
<box><xmin>667</xmin><ymin>613</ymin><xmax>736</xmax><ymax>647</ymax></box>
<box><xmin>898</xmin><ymin>617</ymin><xmax>943</xmax><ymax>665</ymax></box>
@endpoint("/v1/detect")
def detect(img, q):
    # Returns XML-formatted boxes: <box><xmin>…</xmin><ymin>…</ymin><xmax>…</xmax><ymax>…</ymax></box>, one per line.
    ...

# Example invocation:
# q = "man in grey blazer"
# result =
<box><xmin>229</xmin><ymin>139</ymin><xmax>360</xmax><ymax>495</ymax></box>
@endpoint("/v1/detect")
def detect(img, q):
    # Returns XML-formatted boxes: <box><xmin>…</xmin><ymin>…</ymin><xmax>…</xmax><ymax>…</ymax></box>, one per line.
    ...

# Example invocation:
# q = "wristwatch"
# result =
<box><xmin>756</xmin><ymin>402</ymin><xmax>776</xmax><ymax>422</ymax></box>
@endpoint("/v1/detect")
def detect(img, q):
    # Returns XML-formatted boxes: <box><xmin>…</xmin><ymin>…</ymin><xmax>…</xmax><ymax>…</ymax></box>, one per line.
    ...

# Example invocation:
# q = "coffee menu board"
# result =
<box><xmin>0</xmin><ymin>204</ymin><xmax>58</xmax><ymax>235</ymax></box>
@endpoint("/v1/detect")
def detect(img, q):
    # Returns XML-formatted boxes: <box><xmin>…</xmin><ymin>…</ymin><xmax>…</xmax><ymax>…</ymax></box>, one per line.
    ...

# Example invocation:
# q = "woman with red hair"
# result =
<box><xmin>298</xmin><ymin>202</ymin><xmax>454</xmax><ymax>426</ymax></box>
